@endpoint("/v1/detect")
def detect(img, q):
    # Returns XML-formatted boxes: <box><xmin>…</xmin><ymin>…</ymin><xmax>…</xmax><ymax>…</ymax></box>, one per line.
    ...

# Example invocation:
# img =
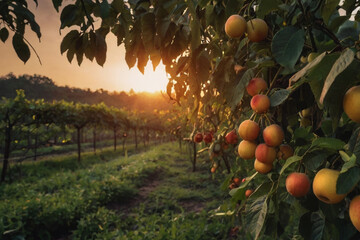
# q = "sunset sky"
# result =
<box><xmin>0</xmin><ymin>1</ymin><xmax>169</xmax><ymax>93</ymax></box>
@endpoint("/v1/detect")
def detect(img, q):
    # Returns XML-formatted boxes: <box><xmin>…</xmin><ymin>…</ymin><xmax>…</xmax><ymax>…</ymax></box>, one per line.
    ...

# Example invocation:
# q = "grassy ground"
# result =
<box><xmin>0</xmin><ymin>142</ymin><xmax>235</xmax><ymax>240</ymax></box>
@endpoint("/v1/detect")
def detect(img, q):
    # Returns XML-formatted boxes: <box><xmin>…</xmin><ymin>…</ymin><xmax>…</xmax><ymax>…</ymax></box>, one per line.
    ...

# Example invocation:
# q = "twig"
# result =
<box><xmin>266</xmin><ymin>67</ymin><xmax>282</xmax><ymax>95</ymax></box>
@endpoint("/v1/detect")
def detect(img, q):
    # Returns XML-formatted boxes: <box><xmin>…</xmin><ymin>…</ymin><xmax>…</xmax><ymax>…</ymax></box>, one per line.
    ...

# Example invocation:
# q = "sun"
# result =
<box><xmin>115</xmin><ymin>63</ymin><xmax>169</xmax><ymax>93</ymax></box>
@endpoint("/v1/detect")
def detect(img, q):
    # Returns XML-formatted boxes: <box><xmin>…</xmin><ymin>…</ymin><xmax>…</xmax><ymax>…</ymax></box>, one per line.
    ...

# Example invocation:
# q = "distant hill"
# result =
<box><xmin>0</xmin><ymin>73</ymin><xmax>174</xmax><ymax>111</ymax></box>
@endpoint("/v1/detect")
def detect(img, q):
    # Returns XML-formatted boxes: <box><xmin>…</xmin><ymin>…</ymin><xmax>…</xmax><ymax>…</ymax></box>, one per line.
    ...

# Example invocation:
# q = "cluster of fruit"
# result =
<box><xmin>237</xmin><ymin>77</ymin><xmax>294</xmax><ymax>174</ymax></box>
<box><xmin>193</xmin><ymin>132</ymin><xmax>213</xmax><ymax>144</ymax></box>
<box><xmin>225</xmin><ymin>15</ymin><xmax>268</xmax><ymax>42</ymax></box>
<box><xmin>229</xmin><ymin>177</ymin><xmax>253</xmax><ymax>198</ymax></box>
<box><xmin>209</xmin><ymin>130</ymin><xmax>239</xmax><ymax>173</ymax></box>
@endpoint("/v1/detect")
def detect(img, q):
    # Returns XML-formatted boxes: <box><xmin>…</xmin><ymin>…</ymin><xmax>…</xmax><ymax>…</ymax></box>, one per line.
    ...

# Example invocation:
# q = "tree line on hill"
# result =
<box><xmin>0</xmin><ymin>73</ymin><xmax>173</xmax><ymax>112</ymax></box>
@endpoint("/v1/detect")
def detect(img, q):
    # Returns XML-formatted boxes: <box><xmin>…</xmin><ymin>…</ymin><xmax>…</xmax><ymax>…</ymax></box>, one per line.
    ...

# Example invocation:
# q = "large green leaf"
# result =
<box><xmin>319</xmin><ymin>48</ymin><xmax>354</xmax><ymax>104</ymax></box>
<box><xmin>337</xmin><ymin>166</ymin><xmax>360</xmax><ymax>194</ymax></box>
<box><xmin>271</xmin><ymin>27</ymin><xmax>305</xmax><ymax>69</ymax></box>
<box><xmin>311</xmin><ymin>137</ymin><xmax>345</xmax><ymax>151</ymax></box>
<box><xmin>12</xmin><ymin>33</ymin><xmax>30</xmax><ymax>63</ymax></box>
<box><xmin>270</xmin><ymin>89</ymin><xmax>291</xmax><ymax>107</ymax></box>
<box><xmin>245</xmin><ymin>195</ymin><xmax>268</xmax><ymax>240</ymax></box>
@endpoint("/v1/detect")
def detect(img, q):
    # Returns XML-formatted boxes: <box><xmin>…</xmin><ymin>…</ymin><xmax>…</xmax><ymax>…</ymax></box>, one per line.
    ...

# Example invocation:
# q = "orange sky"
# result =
<box><xmin>0</xmin><ymin>1</ymin><xmax>169</xmax><ymax>93</ymax></box>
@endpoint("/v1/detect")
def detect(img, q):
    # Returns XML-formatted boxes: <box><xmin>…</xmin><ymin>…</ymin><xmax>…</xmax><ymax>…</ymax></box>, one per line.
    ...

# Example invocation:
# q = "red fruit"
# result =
<box><xmin>229</xmin><ymin>183</ymin><xmax>237</xmax><ymax>189</ymax></box>
<box><xmin>211</xmin><ymin>167</ymin><xmax>216</xmax><ymax>173</ymax></box>
<box><xmin>250</xmin><ymin>94</ymin><xmax>270</xmax><ymax>113</ymax></box>
<box><xmin>246</xmin><ymin>78</ymin><xmax>268</xmax><ymax>96</ymax></box>
<box><xmin>255</xmin><ymin>143</ymin><xmax>276</xmax><ymax>164</ymax></box>
<box><xmin>225</xmin><ymin>130</ymin><xmax>238</xmax><ymax>144</ymax></box>
<box><xmin>203</xmin><ymin>133</ymin><xmax>213</xmax><ymax>144</ymax></box>
<box><xmin>286</xmin><ymin>172</ymin><xmax>310</xmax><ymax>198</ymax></box>
<box><xmin>245</xmin><ymin>189</ymin><xmax>253</xmax><ymax>198</ymax></box>
<box><xmin>263</xmin><ymin>124</ymin><xmax>284</xmax><ymax>147</ymax></box>
<box><xmin>242</xmin><ymin>178</ymin><xmax>246</xmax><ymax>183</ymax></box>
<box><xmin>194</xmin><ymin>132</ymin><xmax>203</xmax><ymax>143</ymax></box>
<box><xmin>233</xmin><ymin>178</ymin><xmax>241</xmax><ymax>186</ymax></box>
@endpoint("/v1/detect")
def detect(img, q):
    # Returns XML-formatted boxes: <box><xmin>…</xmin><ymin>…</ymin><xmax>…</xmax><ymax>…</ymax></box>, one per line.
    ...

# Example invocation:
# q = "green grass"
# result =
<box><xmin>1</xmin><ymin>142</ymin><xmax>235</xmax><ymax>240</ymax></box>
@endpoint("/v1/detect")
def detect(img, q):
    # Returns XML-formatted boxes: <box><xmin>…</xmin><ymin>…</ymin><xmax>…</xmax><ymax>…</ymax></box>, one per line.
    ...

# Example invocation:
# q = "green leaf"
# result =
<box><xmin>319</xmin><ymin>48</ymin><xmax>354</xmax><ymax>104</ymax></box>
<box><xmin>205</xmin><ymin>5</ymin><xmax>214</xmax><ymax>26</ymax></box>
<box><xmin>340</xmin><ymin>153</ymin><xmax>357</xmax><ymax>173</ymax></box>
<box><xmin>141</xmin><ymin>13</ymin><xmax>156</xmax><ymax>55</ymax></box>
<box><xmin>60</xmin><ymin>4</ymin><xmax>79</xmax><ymax>29</ymax></box>
<box><xmin>322</xmin><ymin>0</ymin><xmax>340</xmax><ymax>24</ymax></box>
<box><xmin>271</xmin><ymin>27</ymin><xmax>305</xmax><ymax>69</ymax></box>
<box><xmin>337</xmin><ymin>166</ymin><xmax>360</xmax><ymax>194</ymax></box>
<box><xmin>299</xmin><ymin>212</ymin><xmax>312</xmax><ymax>239</ymax></box>
<box><xmin>95</xmin><ymin>32</ymin><xmax>107</xmax><ymax>66</ymax></box>
<box><xmin>245</xmin><ymin>195</ymin><xmax>268</xmax><ymax>240</ymax></box>
<box><xmin>137</xmin><ymin>42</ymin><xmax>148</xmax><ymax>74</ymax></box>
<box><xmin>303</xmin><ymin>151</ymin><xmax>328</xmax><ymax>172</ymax></box>
<box><xmin>257</xmin><ymin>0</ymin><xmax>281</xmax><ymax>19</ymax></box>
<box><xmin>225</xmin><ymin>0</ymin><xmax>243</xmax><ymax>17</ymax></box>
<box><xmin>311</xmin><ymin>137</ymin><xmax>345</xmax><ymax>151</ymax></box>
<box><xmin>52</xmin><ymin>0</ymin><xmax>62</xmax><ymax>12</ymax></box>
<box><xmin>270</xmin><ymin>89</ymin><xmax>291</xmax><ymax>107</ymax></box>
<box><xmin>249</xmin><ymin>181</ymin><xmax>273</xmax><ymax>199</ymax></box>
<box><xmin>12</xmin><ymin>33</ymin><xmax>30</xmax><ymax>63</ymax></box>
<box><xmin>111</xmin><ymin>0</ymin><xmax>124</xmax><ymax>13</ymax></box>
<box><xmin>329</xmin><ymin>16</ymin><xmax>349</xmax><ymax>32</ymax></box>
<box><xmin>230</xmin><ymin>187</ymin><xmax>246</xmax><ymax>203</ymax></box>
<box><xmin>228</xmin><ymin>68</ymin><xmax>255</xmax><ymax>110</ymax></box>
<box><xmin>288</xmin><ymin>52</ymin><xmax>327</xmax><ymax>87</ymax></box>
<box><xmin>311</xmin><ymin>211</ymin><xmax>325</xmax><ymax>240</ymax></box>
<box><xmin>190</xmin><ymin>18</ymin><xmax>201</xmax><ymax>51</ymax></box>
<box><xmin>280</xmin><ymin>155</ymin><xmax>302</xmax><ymax>175</ymax></box>
<box><xmin>100</xmin><ymin>0</ymin><xmax>111</xmax><ymax>19</ymax></box>
<box><xmin>60</xmin><ymin>30</ymin><xmax>80</xmax><ymax>54</ymax></box>
<box><xmin>0</xmin><ymin>28</ymin><xmax>9</xmax><ymax>43</ymax></box>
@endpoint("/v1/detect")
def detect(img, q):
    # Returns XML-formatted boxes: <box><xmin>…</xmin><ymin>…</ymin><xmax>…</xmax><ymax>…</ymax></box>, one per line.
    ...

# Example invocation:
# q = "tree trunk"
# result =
<box><xmin>34</xmin><ymin>132</ymin><xmax>38</xmax><ymax>161</ymax></box>
<box><xmin>93</xmin><ymin>128</ymin><xmax>96</xmax><ymax>154</ymax></box>
<box><xmin>113</xmin><ymin>127</ymin><xmax>117</xmax><ymax>151</ymax></box>
<box><xmin>192</xmin><ymin>141</ymin><xmax>197</xmax><ymax>172</ymax></box>
<box><xmin>1</xmin><ymin>125</ymin><xmax>12</xmax><ymax>183</ymax></box>
<box><xmin>134</xmin><ymin>128</ymin><xmax>138</xmax><ymax>150</ymax></box>
<box><xmin>122</xmin><ymin>138</ymin><xmax>126</xmax><ymax>151</ymax></box>
<box><xmin>223</xmin><ymin>155</ymin><xmax>231</xmax><ymax>173</ymax></box>
<box><xmin>77</xmin><ymin>127</ymin><xmax>81</xmax><ymax>162</ymax></box>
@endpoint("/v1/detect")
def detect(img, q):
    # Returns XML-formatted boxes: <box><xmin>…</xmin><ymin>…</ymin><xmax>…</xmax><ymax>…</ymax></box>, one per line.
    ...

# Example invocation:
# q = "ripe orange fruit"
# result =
<box><xmin>225</xmin><ymin>15</ymin><xmax>247</xmax><ymax>38</ymax></box>
<box><xmin>246</xmin><ymin>18</ymin><xmax>268</xmax><ymax>42</ymax></box>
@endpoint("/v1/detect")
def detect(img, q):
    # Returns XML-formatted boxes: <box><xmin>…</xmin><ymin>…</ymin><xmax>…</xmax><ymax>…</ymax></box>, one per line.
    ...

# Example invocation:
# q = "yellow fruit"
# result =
<box><xmin>307</xmin><ymin>52</ymin><xmax>320</xmax><ymax>63</ymax></box>
<box><xmin>313</xmin><ymin>168</ymin><xmax>347</xmax><ymax>204</ymax></box>
<box><xmin>343</xmin><ymin>86</ymin><xmax>360</xmax><ymax>123</ymax></box>
<box><xmin>254</xmin><ymin>159</ymin><xmax>272</xmax><ymax>174</ymax></box>
<box><xmin>238</xmin><ymin>140</ymin><xmax>257</xmax><ymax>160</ymax></box>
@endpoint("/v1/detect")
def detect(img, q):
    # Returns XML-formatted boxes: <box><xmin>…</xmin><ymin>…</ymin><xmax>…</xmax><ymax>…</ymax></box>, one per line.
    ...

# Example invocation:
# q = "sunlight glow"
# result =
<box><xmin>113</xmin><ymin>63</ymin><xmax>169</xmax><ymax>93</ymax></box>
